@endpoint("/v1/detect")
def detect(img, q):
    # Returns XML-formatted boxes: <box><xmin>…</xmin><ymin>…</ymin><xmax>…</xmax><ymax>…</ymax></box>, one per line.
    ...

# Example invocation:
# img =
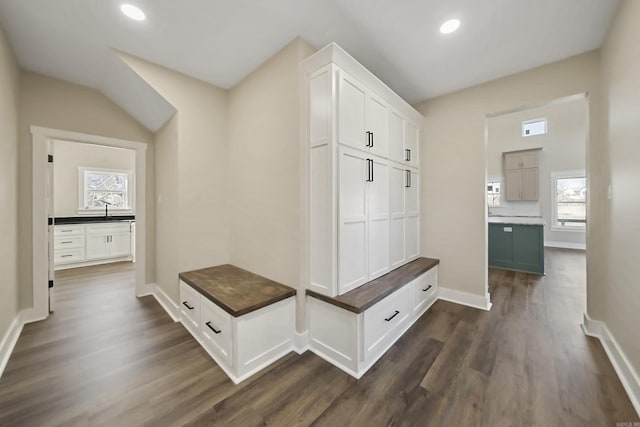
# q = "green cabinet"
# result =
<box><xmin>488</xmin><ymin>223</ymin><xmax>544</xmax><ymax>274</ymax></box>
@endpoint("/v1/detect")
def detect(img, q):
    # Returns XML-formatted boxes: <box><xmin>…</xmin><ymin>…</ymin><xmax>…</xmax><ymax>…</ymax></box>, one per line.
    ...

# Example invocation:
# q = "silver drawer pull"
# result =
<box><xmin>60</xmin><ymin>230</ymin><xmax>73</xmax><ymax>233</ymax></box>
<box><xmin>422</xmin><ymin>285</ymin><xmax>433</xmax><ymax>292</ymax></box>
<box><xmin>61</xmin><ymin>254</ymin><xmax>73</xmax><ymax>258</ymax></box>
<box><xmin>384</xmin><ymin>310</ymin><xmax>400</xmax><ymax>322</ymax></box>
<box><xmin>205</xmin><ymin>321</ymin><xmax>221</xmax><ymax>334</ymax></box>
<box><xmin>61</xmin><ymin>241</ymin><xmax>73</xmax><ymax>244</ymax></box>
<box><xmin>182</xmin><ymin>301</ymin><xmax>194</xmax><ymax>310</ymax></box>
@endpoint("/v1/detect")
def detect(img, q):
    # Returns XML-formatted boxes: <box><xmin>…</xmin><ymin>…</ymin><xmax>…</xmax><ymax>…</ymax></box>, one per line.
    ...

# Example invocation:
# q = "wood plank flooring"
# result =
<box><xmin>0</xmin><ymin>250</ymin><xmax>637</xmax><ymax>426</ymax></box>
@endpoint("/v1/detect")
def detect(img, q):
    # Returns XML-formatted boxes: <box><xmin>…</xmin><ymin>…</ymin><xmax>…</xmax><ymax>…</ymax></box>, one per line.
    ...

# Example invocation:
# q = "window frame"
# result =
<box><xmin>487</xmin><ymin>178</ymin><xmax>503</xmax><ymax>208</ymax></box>
<box><xmin>77</xmin><ymin>166</ymin><xmax>134</xmax><ymax>215</ymax></box>
<box><xmin>522</xmin><ymin>118</ymin><xmax>547</xmax><ymax>137</ymax></box>
<box><xmin>551</xmin><ymin>171</ymin><xmax>586</xmax><ymax>232</ymax></box>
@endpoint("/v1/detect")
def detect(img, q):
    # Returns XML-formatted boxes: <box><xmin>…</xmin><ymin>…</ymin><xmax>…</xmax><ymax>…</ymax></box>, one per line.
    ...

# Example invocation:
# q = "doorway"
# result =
<box><xmin>29</xmin><ymin>127</ymin><xmax>148</xmax><ymax>323</ymax></box>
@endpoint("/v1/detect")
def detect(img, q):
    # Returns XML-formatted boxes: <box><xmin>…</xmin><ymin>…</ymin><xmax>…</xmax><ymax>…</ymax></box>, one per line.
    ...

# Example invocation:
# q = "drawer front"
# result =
<box><xmin>54</xmin><ymin>225</ymin><xmax>84</xmax><ymax>236</ymax></box>
<box><xmin>200</xmin><ymin>297</ymin><xmax>233</xmax><ymax>366</ymax></box>
<box><xmin>54</xmin><ymin>235</ymin><xmax>85</xmax><ymax>250</ymax></box>
<box><xmin>54</xmin><ymin>248</ymin><xmax>85</xmax><ymax>264</ymax></box>
<box><xmin>412</xmin><ymin>267</ymin><xmax>438</xmax><ymax>314</ymax></box>
<box><xmin>179</xmin><ymin>281</ymin><xmax>201</xmax><ymax>335</ymax></box>
<box><xmin>85</xmin><ymin>222</ymin><xmax>131</xmax><ymax>235</ymax></box>
<box><xmin>363</xmin><ymin>285</ymin><xmax>411</xmax><ymax>359</ymax></box>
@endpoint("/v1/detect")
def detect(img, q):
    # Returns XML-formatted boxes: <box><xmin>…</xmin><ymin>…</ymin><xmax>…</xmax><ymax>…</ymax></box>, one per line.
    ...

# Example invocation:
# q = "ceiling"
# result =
<box><xmin>0</xmin><ymin>0</ymin><xmax>620</xmax><ymax>130</ymax></box>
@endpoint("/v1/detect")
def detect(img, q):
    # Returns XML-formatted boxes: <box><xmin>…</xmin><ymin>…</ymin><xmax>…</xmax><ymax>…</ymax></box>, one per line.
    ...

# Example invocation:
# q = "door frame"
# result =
<box><xmin>26</xmin><ymin>126</ymin><xmax>149</xmax><ymax>323</ymax></box>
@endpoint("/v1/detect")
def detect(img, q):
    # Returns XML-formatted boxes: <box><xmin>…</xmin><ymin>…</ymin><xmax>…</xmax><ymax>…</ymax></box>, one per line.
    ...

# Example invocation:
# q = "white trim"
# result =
<box><xmin>544</xmin><ymin>241</ymin><xmax>586</xmax><ymax>250</ymax></box>
<box><xmin>293</xmin><ymin>330</ymin><xmax>309</xmax><ymax>354</ymax></box>
<box><xmin>438</xmin><ymin>287</ymin><xmax>492</xmax><ymax>311</ymax></box>
<box><xmin>0</xmin><ymin>312</ymin><xmax>24</xmax><ymax>379</ymax></box>
<box><xmin>149</xmin><ymin>284</ymin><xmax>180</xmax><ymax>322</ymax></box>
<box><xmin>582</xmin><ymin>313</ymin><xmax>640</xmax><ymax>417</ymax></box>
<box><xmin>31</xmin><ymin>126</ymin><xmax>148</xmax><ymax>321</ymax></box>
<box><xmin>550</xmin><ymin>171</ymin><xmax>587</xmax><ymax>232</ymax></box>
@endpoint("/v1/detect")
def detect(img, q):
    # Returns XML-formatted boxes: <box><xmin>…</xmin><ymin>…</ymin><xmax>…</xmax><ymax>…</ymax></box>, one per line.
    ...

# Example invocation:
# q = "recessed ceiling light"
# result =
<box><xmin>440</xmin><ymin>19</ymin><xmax>460</xmax><ymax>34</ymax></box>
<box><xmin>121</xmin><ymin>4</ymin><xmax>146</xmax><ymax>21</ymax></box>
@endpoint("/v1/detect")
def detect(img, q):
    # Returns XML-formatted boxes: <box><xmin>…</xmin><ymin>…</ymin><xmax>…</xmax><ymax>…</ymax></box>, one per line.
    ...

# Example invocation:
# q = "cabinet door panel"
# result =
<box><xmin>488</xmin><ymin>224</ymin><xmax>514</xmax><ymax>265</ymax></box>
<box><xmin>390</xmin><ymin>217</ymin><xmax>405</xmax><ymax>269</ymax></box>
<box><xmin>405</xmin><ymin>215</ymin><xmax>419</xmax><ymax>260</ymax></box>
<box><xmin>390</xmin><ymin>165</ymin><xmax>405</xmax><ymax>216</ymax></box>
<box><xmin>338</xmin><ymin>73</ymin><xmax>367</xmax><ymax>151</ymax></box>
<box><xmin>368</xmin><ymin>157</ymin><xmax>389</xmax><ymax>279</ymax></box>
<box><xmin>505</xmin><ymin>170</ymin><xmax>522</xmax><ymax>201</ymax></box>
<box><xmin>504</xmin><ymin>153</ymin><xmax>521</xmax><ymax>170</ymax></box>
<box><xmin>367</xmin><ymin>95</ymin><xmax>389</xmax><ymax>158</ymax></box>
<box><xmin>85</xmin><ymin>234</ymin><xmax>108</xmax><ymax>260</ymax></box>
<box><xmin>389</xmin><ymin>111</ymin><xmax>405</xmax><ymax>163</ymax></box>
<box><xmin>521</xmin><ymin>152</ymin><xmax>538</xmax><ymax>168</ymax></box>
<box><xmin>521</xmin><ymin>168</ymin><xmax>538</xmax><ymax>201</ymax></box>
<box><xmin>339</xmin><ymin>148</ymin><xmax>368</xmax><ymax>293</ymax></box>
<box><xmin>405</xmin><ymin>122</ymin><xmax>419</xmax><ymax>168</ymax></box>
<box><xmin>109</xmin><ymin>232</ymin><xmax>132</xmax><ymax>258</ymax></box>
<box><xmin>405</xmin><ymin>169</ymin><xmax>419</xmax><ymax>216</ymax></box>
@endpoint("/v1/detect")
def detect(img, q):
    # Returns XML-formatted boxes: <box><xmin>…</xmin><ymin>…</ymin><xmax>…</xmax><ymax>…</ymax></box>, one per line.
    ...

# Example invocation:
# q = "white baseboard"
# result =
<box><xmin>582</xmin><ymin>313</ymin><xmax>640</xmax><ymax>417</ymax></box>
<box><xmin>438</xmin><ymin>288</ymin><xmax>492</xmax><ymax>311</ymax></box>
<box><xmin>147</xmin><ymin>283</ymin><xmax>179</xmax><ymax>322</ymax></box>
<box><xmin>544</xmin><ymin>241</ymin><xmax>586</xmax><ymax>250</ymax></box>
<box><xmin>293</xmin><ymin>330</ymin><xmax>309</xmax><ymax>354</ymax></box>
<box><xmin>0</xmin><ymin>312</ymin><xmax>24</xmax><ymax>379</ymax></box>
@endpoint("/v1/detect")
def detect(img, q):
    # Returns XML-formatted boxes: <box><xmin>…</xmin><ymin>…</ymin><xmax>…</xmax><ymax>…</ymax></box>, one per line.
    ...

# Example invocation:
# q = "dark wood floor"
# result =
<box><xmin>0</xmin><ymin>250</ymin><xmax>637</xmax><ymax>426</ymax></box>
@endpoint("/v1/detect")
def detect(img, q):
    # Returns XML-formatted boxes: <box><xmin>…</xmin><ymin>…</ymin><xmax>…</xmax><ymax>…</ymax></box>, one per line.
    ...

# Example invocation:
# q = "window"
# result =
<box><xmin>522</xmin><ymin>119</ymin><xmax>547</xmax><ymax>137</ymax></box>
<box><xmin>553</xmin><ymin>174</ymin><xmax>586</xmax><ymax>229</ymax></box>
<box><xmin>487</xmin><ymin>181</ymin><xmax>501</xmax><ymax>207</ymax></box>
<box><xmin>78</xmin><ymin>168</ymin><xmax>133</xmax><ymax>213</ymax></box>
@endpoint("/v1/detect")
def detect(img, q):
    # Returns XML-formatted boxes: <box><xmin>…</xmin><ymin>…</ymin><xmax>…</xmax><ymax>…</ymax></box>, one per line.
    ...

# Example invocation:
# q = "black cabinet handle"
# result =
<box><xmin>370</xmin><ymin>131</ymin><xmax>374</xmax><ymax>148</ymax></box>
<box><xmin>366</xmin><ymin>159</ymin><xmax>373</xmax><ymax>182</ymax></box>
<box><xmin>182</xmin><ymin>301</ymin><xmax>194</xmax><ymax>310</ymax></box>
<box><xmin>366</xmin><ymin>131</ymin><xmax>372</xmax><ymax>147</ymax></box>
<box><xmin>370</xmin><ymin>159</ymin><xmax>374</xmax><ymax>182</ymax></box>
<box><xmin>385</xmin><ymin>310</ymin><xmax>400</xmax><ymax>322</ymax></box>
<box><xmin>405</xmin><ymin>170</ymin><xmax>411</xmax><ymax>188</ymax></box>
<box><xmin>422</xmin><ymin>285</ymin><xmax>433</xmax><ymax>292</ymax></box>
<box><xmin>405</xmin><ymin>148</ymin><xmax>411</xmax><ymax>161</ymax></box>
<box><xmin>205</xmin><ymin>321</ymin><xmax>221</xmax><ymax>334</ymax></box>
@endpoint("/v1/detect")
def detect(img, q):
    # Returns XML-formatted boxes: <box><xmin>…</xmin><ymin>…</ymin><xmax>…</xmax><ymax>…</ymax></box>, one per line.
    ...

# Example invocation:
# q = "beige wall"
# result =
<box><xmin>52</xmin><ymin>141</ymin><xmax>136</xmax><ymax>217</ymax></box>
<box><xmin>488</xmin><ymin>98</ymin><xmax>588</xmax><ymax>247</ymax></box>
<box><xmin>0</xmin><ymin>26</ymin><xmax>20</xmax><ymax>338</ymax></box>
<box><xmin>596</xmin><ymin>0</ymin><xmax>640</xmax><ymax>378</ymax></box>
<box><xmin>18</xmin><ymin>72</ymin><xmax>156</xmax><ymax>308</ymax></box>
<box><xmin>228</xmin><ymin>38</ymin><xmax>315</xmax><ymax>331</ymax></box>
<box><xmin>120</xmin><ymin>54</ymin><xmax>229</xmax><ymax>302</ymax></box>
<box><xmin>414</xmin><ymin>51</ymin><xmax>602</xmax><ymax>298</ymax></box>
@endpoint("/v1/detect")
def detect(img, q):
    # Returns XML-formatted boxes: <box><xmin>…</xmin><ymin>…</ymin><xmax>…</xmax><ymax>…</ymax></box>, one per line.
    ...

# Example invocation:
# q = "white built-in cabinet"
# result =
<box><xmin>306</xmin><ymin>44</ymin><xmax>424</xmax><ymax>298</ymax></box>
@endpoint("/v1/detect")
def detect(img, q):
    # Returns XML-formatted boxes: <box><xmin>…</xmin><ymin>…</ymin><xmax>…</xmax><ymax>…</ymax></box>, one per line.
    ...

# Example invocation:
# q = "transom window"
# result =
<box><xmin>522</xmin><ymin>118</ymin><xmax>547</xmax><ymax>137</ymax></box>
<box><xmin>553</xmin><ymin>174</ymin><xmax>586</xmax><ymax>229</ymax></box>
<box><xmin>78</xmin><ymin>168</ymin><xmax>133</xmax><ymax>212</ymax></box>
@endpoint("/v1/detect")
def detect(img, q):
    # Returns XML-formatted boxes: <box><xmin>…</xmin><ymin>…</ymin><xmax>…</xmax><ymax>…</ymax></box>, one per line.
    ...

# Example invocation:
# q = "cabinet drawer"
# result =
<box><xmin>54</xmin><ymin>235</ymin><xmax>84</xmax><ymax>250</ymax></box>
<box><xmin>179</xmin><ymin>281</ymin><xmax>201</xmax><ymax>335</ymax></box>
<box><xmin>54</xmin><ymin>225</ymin><xmax>84</xmax><ymax>236</ymax></box>
<box><xmin>412</xmin><ymin>267</ymin><xmax>438</xmax><ymax>313</ymax></box>
<box><xmin>363</xmin><ymin>285</ymin><xmax>411</xmax><ymax>360</ymax></box>
<box><xmin>85</xmin><ymin>222</ymin><xmax>131</xmax><ymax>235</ymax></box>
<box><xmin>200</xmin><ymin>297</ymin><xmax>233</xmax><ymax>366</ymax></box>
<box><xmin>54</xmin><ymin>248</ymin><xmax>85</xmax><ymax>264</ymax></box>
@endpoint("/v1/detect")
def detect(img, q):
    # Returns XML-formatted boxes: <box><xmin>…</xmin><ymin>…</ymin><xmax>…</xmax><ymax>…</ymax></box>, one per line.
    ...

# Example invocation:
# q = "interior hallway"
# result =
<box><xmin>0</xmin><ymin>250</ymin><xmax>636</xmax><ymax>426</ymax></box>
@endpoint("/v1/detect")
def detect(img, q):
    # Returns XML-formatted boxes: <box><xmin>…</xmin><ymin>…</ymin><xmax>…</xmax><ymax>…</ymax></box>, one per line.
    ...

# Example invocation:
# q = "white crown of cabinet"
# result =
<box><xmin>305</xmin><ymin>44</ymin><xmax>423</xmax><ymax>298</ymax></box>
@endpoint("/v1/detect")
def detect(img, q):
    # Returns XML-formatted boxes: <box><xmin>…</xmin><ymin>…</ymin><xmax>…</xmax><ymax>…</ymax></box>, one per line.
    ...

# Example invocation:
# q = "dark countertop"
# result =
<box><xmin>55</xmin><ymin>215</ymin><xmax>135</xmax><ymax>224</ymax></box>
<box><xmin>179</xmin><ymin>264</ymin><xmax>296</xmax><ymax>317</ymax></box>
<box><xmin>306</xmin><ymin>257</ymin><xmax>439</xmax><ymax>314</ymax></box>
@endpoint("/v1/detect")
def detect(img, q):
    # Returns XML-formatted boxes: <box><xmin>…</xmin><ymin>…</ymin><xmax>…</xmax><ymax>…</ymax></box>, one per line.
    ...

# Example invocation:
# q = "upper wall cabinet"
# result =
<box><xmin>304</xmin><ymin>43</ymin><xmax>424</xmax><ymax>297</ymax></box>
<box><xmin>503</xmin><ymin>148</ymin><xmax>541</xmax><ymax>201</ymax></box>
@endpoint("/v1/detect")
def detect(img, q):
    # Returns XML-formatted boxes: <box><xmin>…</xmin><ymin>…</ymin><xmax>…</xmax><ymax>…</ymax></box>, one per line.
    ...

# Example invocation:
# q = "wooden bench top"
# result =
<box><xmin>179</xmin><ymin>264</ymin><xmax>296</xmax><ymax>317</ymax></box>
<box><xmin>306</xmin><ymin>257</ymin><xmax>439</xmax><ymax>313</ymax></box>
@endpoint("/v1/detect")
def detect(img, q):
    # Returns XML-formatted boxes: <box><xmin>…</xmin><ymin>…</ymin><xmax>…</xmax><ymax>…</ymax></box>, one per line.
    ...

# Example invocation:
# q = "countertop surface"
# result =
<box><xmin>488</xmin><ymin>216</ymin><xmax>546</xmax><ymax>226</ymax></box>
<box><xmin>306</xmin><ymin>257</ymin><xmax>439</xmax><ymax>314</ymax></box>
<box><xmin>55</xmin><ymin>216</ymin><xmax>135</xmax><ymax>224</ymax></box>
<box><xmin>179</xmin><ymin>264</ymin><xmax>296</xmax><ymax>317</ymax></box>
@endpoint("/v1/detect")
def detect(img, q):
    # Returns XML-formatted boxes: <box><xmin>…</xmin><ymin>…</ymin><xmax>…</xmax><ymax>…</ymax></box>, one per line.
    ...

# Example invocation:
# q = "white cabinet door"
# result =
<box><xmin>338</xmin><ymin>72</ymin><xmax>367</xmax><ymax>151</ymax></box>
<box><xmin>405</xmin><ymin>216</ymin><xmax>419</xmax><ymax>261</ymax></box>
<box><xmin>405</xmin><ymin>168</ymin><xmax>420</xmax><ymax>260</ymax></box>
<box><xmin>405</xmin><ymin>122</ymin><xmax>419</xmax><ymax>168</ymax></box>
<box><xmin>339</xmin><ymin>147</ymin><xmax>369</xmax><ymax>293</ymax></box>
<box><xmin>389</xmin><ymin>164</ymin><xmax>406</xmax><ymax>269</ymax></box>
<box><xmin>367</xmin><ymin>95</ymin><xmax>389</xmax><ymax>158</ymax></box>
<box><xmin>85</xmin><ymin>234</ymin><xmax>108</xmax><ymax>260</ymax></box>
<box><xmin>405</xmin><ymin>169</ymin><xmax>419</xmax><ymax>216</ymax></box>
<box><xmin>389</xmin><ymin>111</ymin><xmax>405</xmax><ymax>163</ymax></box>
<box><xmin>368</xmin><ymin>156</ymin><xmax>390</xmax><ymax>279</ymax></box>
<box><xmin>109</xmin><ymin>232</ymin><xmax>132</xmax><ymax>258</ymax></box>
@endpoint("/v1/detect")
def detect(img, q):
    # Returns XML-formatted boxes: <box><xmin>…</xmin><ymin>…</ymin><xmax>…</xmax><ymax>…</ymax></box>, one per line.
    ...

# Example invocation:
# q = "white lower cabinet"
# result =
<box><xmin>179</xmin><ymin>280</ymin><xmax>295</xmax><ymax>384</ymax></box>
<box><xmin>308</xmin><ymin>265</ymin><xmax>438</xmax><ymax>378</ymax></box>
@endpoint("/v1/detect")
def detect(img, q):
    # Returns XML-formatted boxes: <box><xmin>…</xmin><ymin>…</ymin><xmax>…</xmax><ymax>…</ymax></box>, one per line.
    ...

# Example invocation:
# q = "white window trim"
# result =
<box><xmin>77</xmin><ymin>166</ymin><xmax>135</xmax><ymax>215</ymax></box>
<box><xmin>551</xmin><ymin>170</ymin><xmax>586</xmax><ymax>232</ymax></box>
<box><xmin>487</xmin><ymin>177</ymin><xmax>503</xmax><ymax>208</ymax></box>
<box><xmin>522</xmin><ymin>117</ymin><xmax>547</xmax><ymax>137</ymax></box>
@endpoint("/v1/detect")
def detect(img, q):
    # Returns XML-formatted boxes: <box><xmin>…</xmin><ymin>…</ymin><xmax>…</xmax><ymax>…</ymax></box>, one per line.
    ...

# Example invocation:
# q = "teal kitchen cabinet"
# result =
<box><xmin>488</xmin><ymin>223</ymin><xmax>544</xmax><ymax>274</ymax></box>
